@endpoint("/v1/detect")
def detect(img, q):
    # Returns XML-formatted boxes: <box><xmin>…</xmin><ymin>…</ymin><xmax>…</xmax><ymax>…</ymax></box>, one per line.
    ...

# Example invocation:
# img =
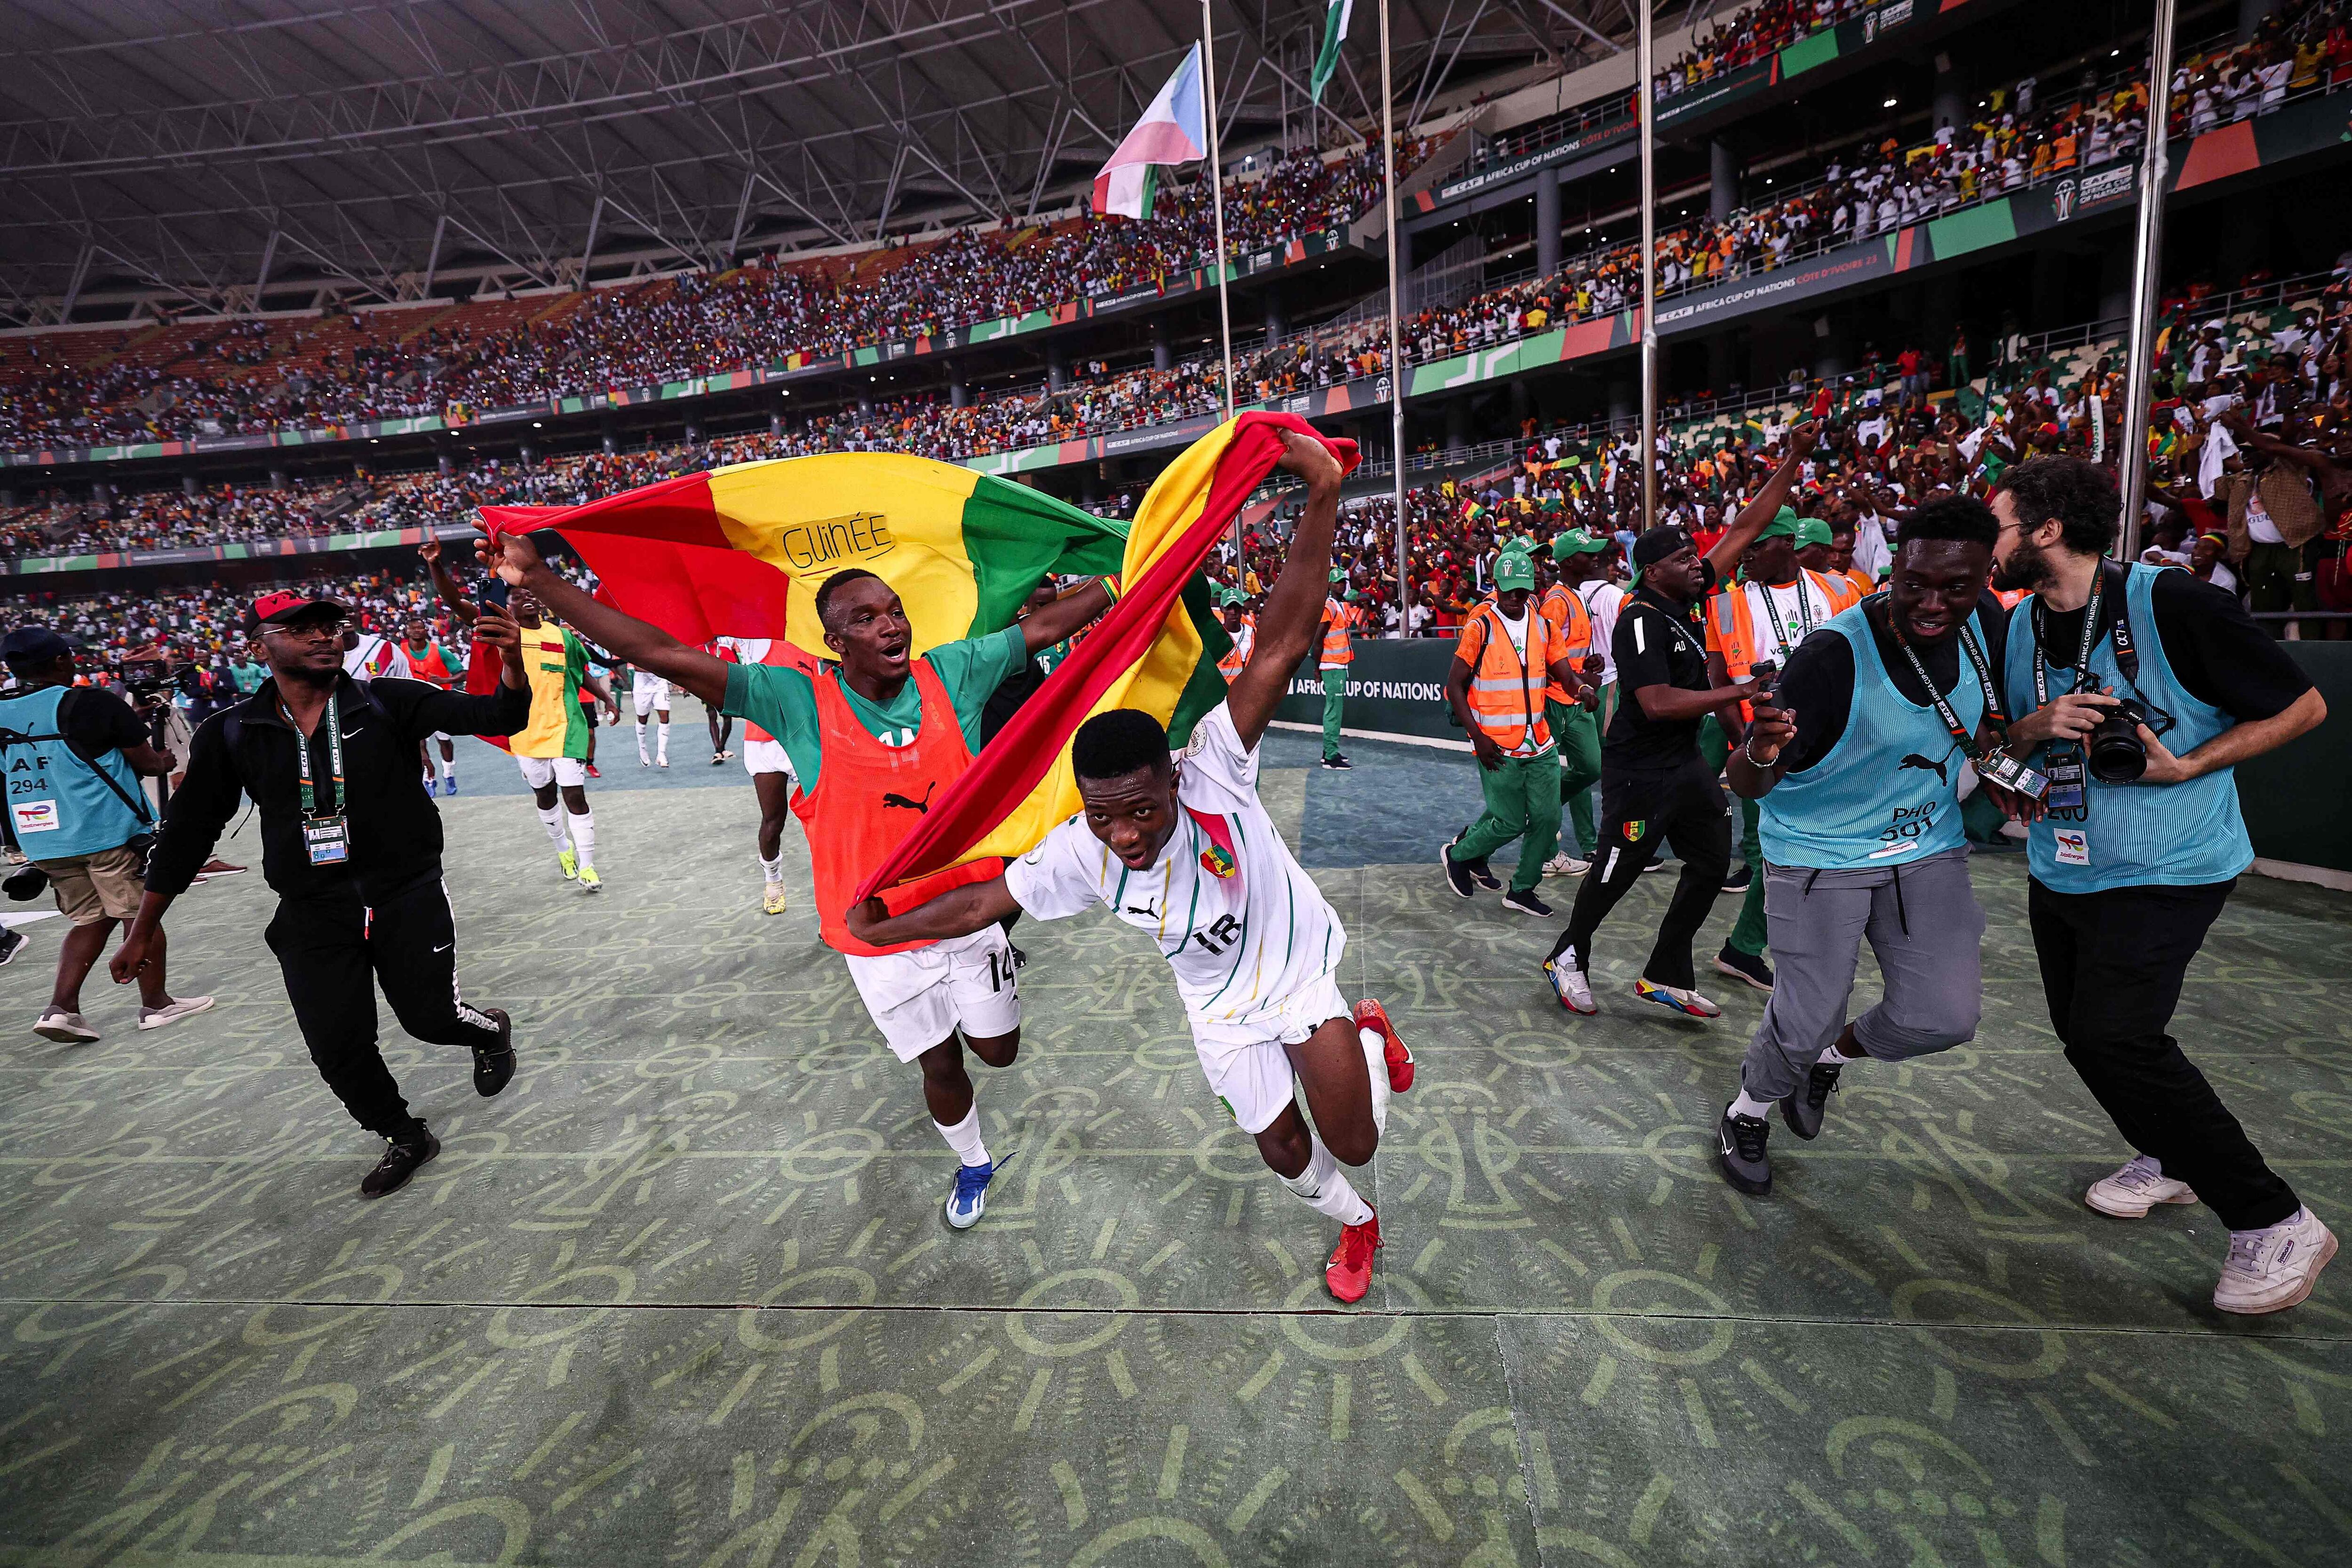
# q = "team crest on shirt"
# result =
<box><xmin>1621</xmin><ymin>820</ymin><xmax>1646</xmax><ymax>842</ymax></box>
<box><xmin>1200</xmin><ymin>843</ymin><xmax>1237</xmax><ymax>878</ymax></box>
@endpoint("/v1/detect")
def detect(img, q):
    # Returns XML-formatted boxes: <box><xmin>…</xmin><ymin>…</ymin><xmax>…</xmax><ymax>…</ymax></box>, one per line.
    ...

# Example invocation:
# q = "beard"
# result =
<box><xmin>1990</xmin><ymin>535</ymin><xmax>2056</xmax><ymax>594</ymax></box>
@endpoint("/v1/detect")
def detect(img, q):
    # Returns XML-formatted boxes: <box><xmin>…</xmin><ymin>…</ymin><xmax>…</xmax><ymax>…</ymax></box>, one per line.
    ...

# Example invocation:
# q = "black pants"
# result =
<box><xmin>266</xmin><ymin>877</ymin><xmax>503</xmax><ymax>1141</ymax></box>
<box><xmin>2026</xmin><ymin>876</ymin><xmax>2298</xmax><ymax>1232</ymax></box>
<box><xmin>1548</xmin><ymin>755</ymin><xmax>1733</xmax><ymax>989</ymax></box>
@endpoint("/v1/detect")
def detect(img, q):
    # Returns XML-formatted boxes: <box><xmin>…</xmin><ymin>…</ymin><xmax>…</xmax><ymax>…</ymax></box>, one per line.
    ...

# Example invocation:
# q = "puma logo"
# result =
<box><xmin>1898</xmin><ymin>753</ymin><xmax>1949</xmax><ymax>785</ymax></box>
<box><xmin>1124</xmin><ymin>901</ymin><xmax>1163</xmax><ymax>919</ymax></box>
<box><xmin>882</xmin><ymin>781</ymin><xmax>937</xmax><ymax>813</ymax></box>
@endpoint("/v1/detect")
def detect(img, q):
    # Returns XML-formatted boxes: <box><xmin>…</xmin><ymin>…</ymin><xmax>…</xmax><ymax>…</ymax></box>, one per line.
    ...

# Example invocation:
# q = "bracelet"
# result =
<box><xmin>1098</xmin><ymin>574</ymin><xmax>1121</xmax><ymax>605</ymax></box>
<box><xmin>1741</xmin><ymin>736</ymin><xmax>1782</xmax><ymax>769</ymax></box>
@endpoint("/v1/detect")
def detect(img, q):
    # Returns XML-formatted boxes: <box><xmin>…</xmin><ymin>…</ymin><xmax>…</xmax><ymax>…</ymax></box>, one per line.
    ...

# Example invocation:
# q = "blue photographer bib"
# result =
<box><xmin>0</xmin><ymin>686</ymin><xmax>151</xmax><ymax>860</ymax></box>
<box><xmin>1762</xmin><ymin>605</ymin><xmax>1983</xmax><ymax>870</ymax></box>
<box><xmin>2001</xmin><ymin>562</ymin><xmax>2250</xmax><ymax>892</ymax></box>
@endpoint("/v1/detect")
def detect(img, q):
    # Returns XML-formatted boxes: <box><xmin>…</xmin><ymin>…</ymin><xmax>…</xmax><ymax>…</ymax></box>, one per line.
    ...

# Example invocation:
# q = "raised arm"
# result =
<box><xmin>419</xmin><ymin>539</ymin><xmax>481</xmax><ymax>621</ymax></box>
<box><xmin>482</xmin><ymin>531</ymin><xmax>734</xmax><ymax>708</ymax></box>
<box><xmin>1224</xmin><ymin>431</ymin><xmax>1346</xmax><ymax>748</ymax></box>
<box><xmin>1704</xmin><ymin>422</ymin><xmax>1818</xmax><ymax>580</ymax></box>
<box><xmin>1018</xmin><ymin>579</ymin><xmax>1114</xmax><ymax>653</ymax></box>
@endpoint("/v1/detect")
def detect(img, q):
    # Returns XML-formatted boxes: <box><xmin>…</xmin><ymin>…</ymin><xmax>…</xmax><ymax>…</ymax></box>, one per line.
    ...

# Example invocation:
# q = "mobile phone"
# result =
<box><xmin>1748</xmin><ymin>659</ymin><xmax>1778</xmax><ymax>699</ymax></box>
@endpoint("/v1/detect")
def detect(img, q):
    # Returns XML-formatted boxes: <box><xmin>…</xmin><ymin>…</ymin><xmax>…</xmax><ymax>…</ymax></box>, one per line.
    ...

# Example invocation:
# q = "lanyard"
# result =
<box><xmin>283</xmin><ymin>699</ymin><xmax>345</xmax><ymax>820</ymax></box>
<box><xmin>2030</xmin><ymin>565</ymin><xmax>2106</xmax><ymax>712</ymax></box>
<box><xmin>1890</xmin><ymin>619</ymin><xmax>2005</xmax><ymax>760</ymax></box>
<box><xmin>1756</xmin><ymin>578</ymin><xmax>1817</xmax><ymax>658</ymax></box>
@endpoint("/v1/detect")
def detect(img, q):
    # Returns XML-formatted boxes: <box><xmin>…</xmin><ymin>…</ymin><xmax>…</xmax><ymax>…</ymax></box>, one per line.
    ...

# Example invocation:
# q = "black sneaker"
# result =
<box><xmin>360</xmin><ymin>1131</ymin><xmax>441</xmax><ymax>1199</ymax></box>
<box><xmin>1718</xmin><ymin>1105</ymin><xmax>1771</xmax><ymax>1195</ymax></box>
<box><xmin>1441</xmin><ymin>836</ymin><xmax>1478</xmax><ymax>899</ymax></box>
<box><xmin>1781</xmin><ymin>1060</ymin><xmax>1841</xmax><ymax>1141</ymax></box>
<box><xmin>1456</xmin><ymin>839</ymin><xmax>1501</xmax><ymax>890</ymax></box>
<box><xmin>1321</xmin><ymin>753</ymin><xmax>1354</xmax><ymax>770</ymax></box>
<box><xmin>472</xmin><ymin>1008</ymin><xmax>516</xmax><ymax>1098</ymax></box>
<box><xmin>1722</xmin><ymin>861</ymin><xmax>1754</xmax><ymax>894</ymax></box>
<box><xmin>1501</xmin><ymin>887</ymin><xmax>1553</xmax><ymax>917</ymax></box>
<box><xmin>0</xmin><ymin>926</ymin><xmax>24</xmax><ymax>968</ymax></box>
<box><xmin>1710</xmin><ymin>945</ymin><xmax>1774</xmax><ymax>994</ymax></box>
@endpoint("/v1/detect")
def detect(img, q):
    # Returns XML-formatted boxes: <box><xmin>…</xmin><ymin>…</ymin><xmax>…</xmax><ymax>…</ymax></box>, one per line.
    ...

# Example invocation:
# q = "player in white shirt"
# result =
<box><xmin>847</xmin><ymin>430</ymin><xmax>1416</xmax><ymax>1304</ymax></box>
<box><xmin>342</xmin><ymin>628</ymin><xmax>411</xmax><ymax>681</ymax></box>
<box><xmin>631</xmin><ymin>668</ymin><xmax>673</xmax><ymax>767</ymax></box>
<box><xmin>715</xmin><ymin>636</ymin><xmax>804</xmax><ymax>915</ymax></box>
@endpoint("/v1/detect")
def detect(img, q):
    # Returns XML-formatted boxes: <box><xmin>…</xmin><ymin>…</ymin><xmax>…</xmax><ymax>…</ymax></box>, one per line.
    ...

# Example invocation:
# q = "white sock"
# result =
<box><xmin>537</xmin><ymin>803</ymin><xmax>567</xmax><ymax>850</ymax></box>
<box><xmin>439</xmin><ymin>756</ymin><xmax>453</xmax><ymax>781</ymax></box>
<box><xmin>1279</xmin><ymin>1136</ymin><xmax>1374</xmax><ymax>1226</ymax></box>
<box><xmin>567</xmin><ymin>808</ymin><xmax>596</xmax><ymax>870</ymax></box>
<box><xmin>1358</xmin><ymin>1026</ymin><xmax>1390</xmax><ymax>1136</ymax></box>
<box><xmin>636</xmin><ymin>724</ymin><xmax>651</xmax><ymax>761</ymax></box>
<box><xmin>656</xmin><ymin>720</ymin><xmax>670</xmax><ymax>761</ymax></box>
<box><xmin>935</xmin><ymin>1106</ymin><xmax>991</xmax><ymax>1168</ymax></box>
<box><xmin>1828</xmin><ymin>1035</ymin><xmax>1868</xmax><ymax>1063</ymax></box>
<box><xmin>757</xmin><ymin>850</ymin><xmax>786</xmax><ymax>884</ymax></box>
<box><xmin>1730</xmin><ymin>1089</ymin><xmax>1774</xmax><ymax>1120</ymax></box>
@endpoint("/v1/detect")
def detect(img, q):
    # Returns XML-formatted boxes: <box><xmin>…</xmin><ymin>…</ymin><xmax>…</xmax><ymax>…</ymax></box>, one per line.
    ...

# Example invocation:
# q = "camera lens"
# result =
<box><xmin>2086</xmin><ymin>700</ymin><xmax>2148</xmax><ymax>784</ymax></box>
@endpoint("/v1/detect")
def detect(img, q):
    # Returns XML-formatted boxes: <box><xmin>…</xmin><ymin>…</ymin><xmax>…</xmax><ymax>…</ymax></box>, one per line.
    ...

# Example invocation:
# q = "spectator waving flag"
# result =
<box><xmin>1309</xmin><ymin>0</ymin><xmax>1352</xmax><ymax>106</ymax></box>
<box><xmin>1091</xmin><ymin>42</ymin><xmax>1208</xmax><ymax>219</ymax></box>
<box><xmin>856</xmin><ymin>413</ymin><xmax>1358</xmax><ymax>901</ymax></box>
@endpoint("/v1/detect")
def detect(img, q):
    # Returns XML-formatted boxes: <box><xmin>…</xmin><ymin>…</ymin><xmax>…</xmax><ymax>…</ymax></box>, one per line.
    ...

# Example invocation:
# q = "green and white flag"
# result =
<box><xmin>1309</xmin><ymin>0</ymin><xmax>1352</xmax><ymax>105</ymax></box>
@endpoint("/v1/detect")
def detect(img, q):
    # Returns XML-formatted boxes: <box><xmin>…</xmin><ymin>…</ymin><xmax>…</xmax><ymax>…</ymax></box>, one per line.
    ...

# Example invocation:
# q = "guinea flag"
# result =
<box><xmin>856</xmin><ymin>412</ymin><xmax>1357</xmax><ymax>901</ymax></box>
<box><xmin>481</xmin><ymin>455</ymin><xmax>1132</xmax><ymax>657</ymax></box>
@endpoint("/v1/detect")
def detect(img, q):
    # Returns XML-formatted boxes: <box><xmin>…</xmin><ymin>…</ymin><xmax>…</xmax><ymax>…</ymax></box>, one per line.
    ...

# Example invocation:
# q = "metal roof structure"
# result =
<box><xmin>0</xmin><ymin>0</ymin><xmax>1644</xmax><ymax>322</ymax></box>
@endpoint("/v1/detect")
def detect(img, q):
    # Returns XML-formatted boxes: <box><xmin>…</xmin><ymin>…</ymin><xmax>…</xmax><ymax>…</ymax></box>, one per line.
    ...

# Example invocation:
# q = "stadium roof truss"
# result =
<box><xmin>0</xmin><ymin>0</ymin><xmax>1640</xmax><ymax>325</ymax></box>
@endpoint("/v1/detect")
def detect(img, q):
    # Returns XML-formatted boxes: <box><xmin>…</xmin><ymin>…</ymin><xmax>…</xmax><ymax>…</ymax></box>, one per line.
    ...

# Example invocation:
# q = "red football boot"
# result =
<box><xmin>1326</xmin><ymin>1212</ymin><xmax>1383</xmax><ymax>1304</ymax></box>
<box><xmin>1353</xmin><ymin>998</ymin><xmax>1414</xmax><ymax>1093</ymax></box>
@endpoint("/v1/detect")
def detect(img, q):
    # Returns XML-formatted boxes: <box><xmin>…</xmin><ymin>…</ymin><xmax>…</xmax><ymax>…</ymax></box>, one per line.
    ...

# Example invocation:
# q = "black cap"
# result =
<box><xmin>0</xmin><ymin>626</ymin><xmax>76</xmax><ymax>665</ymax></box>
<box><xmin>1627</xmin><ymin>525</ymin><xmax>1692</xmax><ymax>588</ymax></box>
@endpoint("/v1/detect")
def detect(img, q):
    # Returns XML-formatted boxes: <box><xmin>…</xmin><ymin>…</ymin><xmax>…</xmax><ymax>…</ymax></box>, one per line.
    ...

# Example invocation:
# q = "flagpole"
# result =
<box><xmin>2115</xmin><ymin>0</ymin><xmax>2176</xmax><ymax>560</ymax></box>
<box><xmin>1200</xmin><ymin>9</ymin><xmax>1237</xmax><ymax>421</ymax></box>
<box><xmin>1380</xmin><ymin>0</ymin><xmax>1409</xmax><ymax>637</ymax></box>
<box><xmin>1637</xmin><ymin>0</ymin><xmax>1657</xmax><ymax>533</ymax></box>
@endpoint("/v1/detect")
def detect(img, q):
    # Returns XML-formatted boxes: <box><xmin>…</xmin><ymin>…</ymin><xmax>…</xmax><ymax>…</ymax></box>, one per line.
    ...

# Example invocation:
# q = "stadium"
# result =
<box><xmin>3</xmin><ymin>0</ymin><xmax>2351</xmax><ymax>1561</ymax></box>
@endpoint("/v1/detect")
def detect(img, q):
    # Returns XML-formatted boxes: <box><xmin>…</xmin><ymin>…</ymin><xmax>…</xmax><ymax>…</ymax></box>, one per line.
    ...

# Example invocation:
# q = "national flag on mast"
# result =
<box><xmin>1091</xmin><ymin>42</ymin><xmax>1208</xmax><ymax>219</ymax></box>
<box><xmin>1309</xmin><ymin>0</ymin><xmax>1353</xmax><ymax>106</ymax></box>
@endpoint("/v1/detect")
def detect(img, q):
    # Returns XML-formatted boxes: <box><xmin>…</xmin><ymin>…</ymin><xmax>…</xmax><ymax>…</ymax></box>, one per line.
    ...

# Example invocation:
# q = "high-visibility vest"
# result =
<box><xmin>1216</xmin><ymin>616</ymin><xmax>1255</xmax><ymax>683</ymax></box>
<box><xmin>1319</xmin><ymin>599</ymin><xmax>1356</xmax><ymax>668</ymax></box>
<box><xmin>1536</xmin><ymin>582</ymin><xmax>1592</xmax><ymax>705</ymax></box>
<box><xmin>1706</xmin><ymin>572</ymin><xmax>1848</xmax><ymax>677</ymax></box>
<box><xmin>1455</xmin><ymin>603</ymin><xmax>1561</xmax><ymax>755</ymax></box>
<box><xmin>1840</xmin><ymin>568</ymin><xmax>1875</xmax><ymax>605</ymax></box>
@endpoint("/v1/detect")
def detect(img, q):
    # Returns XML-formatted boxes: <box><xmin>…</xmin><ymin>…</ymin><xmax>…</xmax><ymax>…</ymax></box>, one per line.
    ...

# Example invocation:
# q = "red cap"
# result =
<box><xmin>248</xmin><ymin>590</ymin><xmax>350</xmax><ymax>632</ymax></box>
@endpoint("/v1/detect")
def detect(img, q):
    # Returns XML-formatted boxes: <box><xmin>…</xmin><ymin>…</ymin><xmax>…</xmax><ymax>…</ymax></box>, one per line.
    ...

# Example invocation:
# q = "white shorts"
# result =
<box><xmin>632</xmin><ymin>673</ymin><xmax>672</xmax><ymax>716</ymax></box>
<box><xmin>516</xmin><ymin>754</ymin><xmax>588</xmax><ymax>789</ymax></box>
<box><xmin>743</xmin><ymin>738</ymin><xmax>795</xmax><ymax>779</ymax></box>
<box><xmin>844</xmin><ymin>926</ymin><xmax>1021</xmax><ymax>1063</ymax></box>
<box><xmin>1189</xmin><ymin>971</ymin><xmax>1350</xmax><ymax>1134</ymax></box>
<box><xmin>429</xmin><ymin>732</ymin><xmax>452</xmax><ymax>745</ymax></box>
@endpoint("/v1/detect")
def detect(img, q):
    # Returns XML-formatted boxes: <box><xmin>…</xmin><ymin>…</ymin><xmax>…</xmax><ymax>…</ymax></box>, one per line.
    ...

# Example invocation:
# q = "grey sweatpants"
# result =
<box><xmin>1739</xmin><ymin>846</ymin><xmax>1985</xmax><ymax>1104</ymax></box>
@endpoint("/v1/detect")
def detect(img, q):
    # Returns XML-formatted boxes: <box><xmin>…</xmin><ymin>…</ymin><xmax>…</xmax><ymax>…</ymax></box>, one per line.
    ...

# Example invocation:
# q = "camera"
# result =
<box><xmin>1747</xmin><ymin>659</ymin><xmax>1778</xmax><ymax>700</ymax></box>
<box><xmin>2087</xmin><ymin>698</ymin><xmax>2153</xmax><ymax>784</ymax></box>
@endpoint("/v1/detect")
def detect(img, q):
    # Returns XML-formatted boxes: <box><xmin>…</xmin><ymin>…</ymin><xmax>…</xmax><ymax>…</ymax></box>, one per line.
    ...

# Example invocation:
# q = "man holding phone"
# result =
<box><xmin>1717</xmin><ymin>497</ymin><xmax>2029</xmax><ymax>1196</ymax></box>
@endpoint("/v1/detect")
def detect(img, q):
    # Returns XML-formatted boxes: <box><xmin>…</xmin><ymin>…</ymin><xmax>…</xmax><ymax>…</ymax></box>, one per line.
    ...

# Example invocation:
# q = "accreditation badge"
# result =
<box><xmin>304</xmin><ymin>816</ymin><xmax>351</xmax><ymax>866</ymax></box>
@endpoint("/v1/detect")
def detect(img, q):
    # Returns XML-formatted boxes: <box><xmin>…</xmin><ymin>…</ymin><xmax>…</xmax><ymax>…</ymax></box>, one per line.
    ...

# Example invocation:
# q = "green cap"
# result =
<box><xmin>1794</xmin><ymin>518</ymin><xmax>1834</xmax><ymax>548</ymax></box>
<box><xmin>1328</xmin><ymin>567</ymin><xmax>1346</xmax><ymax>583</ymax></box>
<box><xmin>1343</xmin><ymin>588</ymin><xmax>1360</xmax><ymax>603</ymax></box>
<box><xmin>1492</xmin><ymin>549</ymin><xmax>1536</xmax><ymax>591</ymax></box>
<box><xmin>1755</xmin><ymin>506</ymin><xmax>1802</xmax><ymax>542</ymax></box>
<box><xmin>1551</xmin><ymin>528</ymin><xmax>1607</xmax><ymax>559</ymax></box>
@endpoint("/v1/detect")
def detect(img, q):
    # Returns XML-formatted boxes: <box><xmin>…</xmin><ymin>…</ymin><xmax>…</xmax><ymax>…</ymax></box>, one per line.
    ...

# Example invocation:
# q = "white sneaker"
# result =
<box><xmin>138</xmin><ymin>995</ymin><xmax>216</xmax><ymax>1031</ymax></box>
<box><xmin>1542</xmin><ymin>853</ymin><xmax>1590</xmax><ymax>877</ymax></box>
<box><xmin>2085</xmin><ymin>1154</ymin><xmax>2198</xmax><ymax>1218</ymax></box>
<box><xmin>1543</xmin><ymin>955</ymin><xmax>1597</xmax><ymax>1014</ymax></box>
<box><xmin>2215</xmin><ymin>1207</ymin><xmax>2338</xmax><ymax>1315</ymax></box>
<box><xmin>1632</xmin><ymin>978</ymin><xmax>1722</xmax><ymax>1019</ymax></box>
<box><xmin>32</xmin><ymin>1009</ymin><xmax>98</xmax><ymax>1043</ymax></box>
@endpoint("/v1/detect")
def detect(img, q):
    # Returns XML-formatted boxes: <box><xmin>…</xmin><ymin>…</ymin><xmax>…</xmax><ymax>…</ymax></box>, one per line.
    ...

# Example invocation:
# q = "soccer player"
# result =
<box><xmin>473</xmin><ymin>533</ymin><xmax>1115</xmax><ymax>1230</ymax></box>
<box><xmin>423</xmin><ymin>548</ymin><xmax>616</xmax><ymax>890</ymax></box>
<box><xmin>631</xmin><ymin>665</ymin><xmax>674</xmax><ymax>767</ymax></box>
<box><xmin>401</xmin><ymin>617</ymin><xmax>465</xmax><ymax>796</ymax></box>
<box><xmin>842</xmin><ymin>431</ymin><xmax>1417</xmax><ymax>1305</ymax></box>
<box><xmin>716</xmin><ymin>636</ymin><xmax>808</xmax><ymax>916</ymax></box>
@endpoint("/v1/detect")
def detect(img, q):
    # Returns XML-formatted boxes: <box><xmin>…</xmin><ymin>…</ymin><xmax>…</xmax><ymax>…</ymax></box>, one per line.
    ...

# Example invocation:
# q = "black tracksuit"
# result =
<box><xmin>150</xmin><ymin>672</ymin><xmax>531</xmax><ymax>1139</ymax></box>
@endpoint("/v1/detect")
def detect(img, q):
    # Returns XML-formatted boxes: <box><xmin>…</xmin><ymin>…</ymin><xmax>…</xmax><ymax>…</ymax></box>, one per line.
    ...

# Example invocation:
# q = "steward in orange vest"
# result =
<box><xmin>1441</xmin><ymin>546</ymin><xmax>1598</xmax><ymax>911</ymax></box>
<box><xmin>1316</xmin><ymin>572</ymin><xmax>1359</xmax><ymax>768</ymax></box>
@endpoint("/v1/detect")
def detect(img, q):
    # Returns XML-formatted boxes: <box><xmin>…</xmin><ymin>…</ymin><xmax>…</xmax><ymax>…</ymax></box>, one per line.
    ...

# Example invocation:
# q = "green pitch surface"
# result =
<box><xmin>3</xmin><ymin>726</ymin><xmax>2348</xmax><ymax>1567</ymax></box>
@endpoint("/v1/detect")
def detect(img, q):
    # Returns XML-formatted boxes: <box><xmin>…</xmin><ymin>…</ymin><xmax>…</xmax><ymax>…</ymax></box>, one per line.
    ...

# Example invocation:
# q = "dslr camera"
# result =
<box><xmin>2086</xmin><ymin>698</ymin><xmax>2156</xmax><ymax>784</ymax></box>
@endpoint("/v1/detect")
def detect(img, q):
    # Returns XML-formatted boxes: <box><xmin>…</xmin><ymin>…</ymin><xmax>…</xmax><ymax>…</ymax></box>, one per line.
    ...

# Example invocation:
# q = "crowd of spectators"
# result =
<box><xmin>0</xmin><ymin>140</ymin><xmax>1435</xmax><ymax>453</ymax></box>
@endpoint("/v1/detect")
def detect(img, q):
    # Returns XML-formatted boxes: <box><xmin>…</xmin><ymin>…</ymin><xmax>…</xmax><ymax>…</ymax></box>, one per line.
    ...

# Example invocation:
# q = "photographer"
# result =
<box><xmin>0</xmin><ymin>626</ymin><xmax>210</xmax><ymax>1043</ymax></box>
<box><xmin>1991</xmin><ymin>456</ymin><xmax>2332</xmax><ymax>1315</ymax></box>
<box><xmin>110</xmin><ymin>590</ymin><xmax>535</xmax><ymax>1201</ymax></box>
<box><xmin>1715</xmin><ymin>498</ymin><xmax>2017</xmax><ymax>1196</ymax></box>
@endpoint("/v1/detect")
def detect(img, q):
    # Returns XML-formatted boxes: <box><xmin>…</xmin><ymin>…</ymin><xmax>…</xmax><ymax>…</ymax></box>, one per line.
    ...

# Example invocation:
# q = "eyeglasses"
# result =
<box><xmin>266</xmin><ymin>619</ymin><xmax>346</xmax><ymax>642</ymax></box>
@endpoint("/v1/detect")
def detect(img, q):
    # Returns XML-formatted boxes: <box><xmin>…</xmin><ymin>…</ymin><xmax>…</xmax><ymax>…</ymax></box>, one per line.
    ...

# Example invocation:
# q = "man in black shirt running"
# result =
<box><xmin>1542</xmin><ymin>423</ymin><xmax>1817</xmax><ymax>1018</ymax></box>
